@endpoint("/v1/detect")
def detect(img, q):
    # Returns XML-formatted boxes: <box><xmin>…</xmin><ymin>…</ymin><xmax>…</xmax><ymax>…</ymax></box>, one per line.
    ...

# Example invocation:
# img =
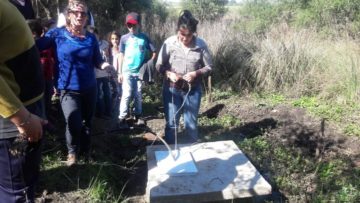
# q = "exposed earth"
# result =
<box><xmin>36</xmin><ymin>95</ymin><xmax>360</xmax><ymax>202</ymax></box>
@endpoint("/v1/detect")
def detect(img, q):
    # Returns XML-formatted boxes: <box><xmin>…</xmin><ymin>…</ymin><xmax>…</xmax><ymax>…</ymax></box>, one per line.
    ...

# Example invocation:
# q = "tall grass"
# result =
<box><xmin>143</xmin><ymin>7</ymin><xmax>360</xmax><ymax>104</ymax></box>
<box><xmin>198</xmin><ymin>20</ymin><xmax>257</xmax><ymax>91</ymax></box>
<box><xmin>200</xmin><ymin>20</ymin><xmax>360</xmax><ymax>104</ymax></box>
<box><xmin>318</xmin><ymin>37</ymin><xmax>360</xmax><ymax>103</ymax></box>
<box><xmin>251</xmin><ymin>24</ymin><xmax>324</xmax><ymax>94</ymax></box>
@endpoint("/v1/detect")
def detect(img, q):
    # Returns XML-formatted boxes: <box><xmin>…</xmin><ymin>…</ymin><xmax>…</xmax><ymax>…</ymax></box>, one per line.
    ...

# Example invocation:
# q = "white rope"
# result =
<box><xmin>155</xmin><ymin>82</ymin><xmax>192</xmax><ymax>160</ymax></box>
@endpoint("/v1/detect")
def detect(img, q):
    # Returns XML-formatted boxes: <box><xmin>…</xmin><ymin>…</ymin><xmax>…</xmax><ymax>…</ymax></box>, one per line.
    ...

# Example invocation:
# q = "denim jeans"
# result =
<box><xmin>96</xmin><ymin>77</ymin><xmax>112</xmax><ymax>117</ymax></box>
<box><xmin>118</xmin><ymin>74</ymin><xmax>142</xmax><ymax>119</ymax></box>
<box><xmin>60</xmin><ymin>86</ymin><xmax>97</xmax><ymax>155</ymax></box>
<box><xmin>0</xmin><ymin>100</ymin><xmax>44</xmax><ymax>203</ymax></box>
<box><xmin>163</xmin><ymin>83</ymin><xmax>202</xmax><ymax>144</ymax></box>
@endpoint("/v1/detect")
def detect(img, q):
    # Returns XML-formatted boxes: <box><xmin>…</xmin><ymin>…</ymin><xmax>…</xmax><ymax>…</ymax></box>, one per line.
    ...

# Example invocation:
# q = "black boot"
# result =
<box><xmin>118</xmin><ymin>118</ymin><xmax>129</xmax><ymax>129</ymax></box>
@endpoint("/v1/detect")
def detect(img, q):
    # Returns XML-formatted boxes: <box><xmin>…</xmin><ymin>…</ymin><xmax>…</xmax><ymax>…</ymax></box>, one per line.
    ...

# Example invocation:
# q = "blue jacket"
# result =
<box><xmin>43</xmin><ymin>27</ymin><xmax>103</xmax><ymax>91</ymax></box>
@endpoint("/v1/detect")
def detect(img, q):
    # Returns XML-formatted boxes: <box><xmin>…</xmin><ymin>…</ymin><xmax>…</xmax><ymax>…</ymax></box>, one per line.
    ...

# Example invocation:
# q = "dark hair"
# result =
<box><xmin>107</xmin><ymin>30</ymin><xmax>121</xmax><ymax>47</ymax></box>
<box><xmin>177</xmin><ymin>10</ymin><xmax>198</xmax><ymax>33</ymax></box>
<box><xmin>26</xmin><ymin>19</ymin><xmax>43</xmax><ymax>37</ymax></box>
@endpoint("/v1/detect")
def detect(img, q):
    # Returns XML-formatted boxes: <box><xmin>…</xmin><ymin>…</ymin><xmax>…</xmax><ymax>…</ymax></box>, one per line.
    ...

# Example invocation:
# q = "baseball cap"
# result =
<box><xmin>126</xmin><ymin>12</ymin><xmax>140</xmax><ymax>25</ymax></box>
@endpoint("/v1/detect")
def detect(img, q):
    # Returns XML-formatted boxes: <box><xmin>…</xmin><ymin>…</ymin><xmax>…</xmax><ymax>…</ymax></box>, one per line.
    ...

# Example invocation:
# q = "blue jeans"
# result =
<box><xmin>163</xmin><ymin>83</ymin><xmax>202</xmax><ymax>144</ymax></box>
<box><xmin>96</xmin><ymin>77</ymin><xmax>112</xmax><ymax>117</ymax></box>
<box><xmin>118</xmin><ymin>74</ymin><xmax>142</xmax><ymax>119</ymax></box>
<box><xmin>0</xmin><ymin>100</ymin><xmax>44</xmax><ymax>203</ymax></box>
<box><xmin>60</xmin><ymin>86</ymin><xmax>97</xmax><ymax>155</ymax></box>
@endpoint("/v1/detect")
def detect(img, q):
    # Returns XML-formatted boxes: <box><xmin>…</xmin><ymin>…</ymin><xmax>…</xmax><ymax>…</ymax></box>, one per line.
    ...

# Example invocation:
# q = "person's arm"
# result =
<box><xmin>0</xmin><ymin>0</ymin><xmax>46</xmax><ymax>143</ymax></box>
<box><xmin>196</xmin><ymin>40</ymin><xmax>213</xmax><ymax>76</ymax></box>
<box><xmin>155</xmin><ymin>40</ymin><xmax>181</xmax><ymax>82</ymax></box>
<box><xmin>37</xmin><ymin>27</ymin><xmax>61</xmax><ymax>52</ymax></box>
<box><xmin>117</xmin><ymin>36</ymin><xmax>126</xmax><ymax>83</ymax></box>
<box><xmin>91</xmin><ymin>34</ymin><xmax>111</xmax><ymax>70</ymax></box>
<box><xmin>0</xmin><ymin>74</ymin><xmax>46</xmax><ymax>142</ymax></box>
<box><xmin>155</xmin><ymin>42</ymin><xmax>169</xmax><ymax>75</ymax></box>
<box><xmin>183</xmin><ymin>39</ymin><xmax>213</xmax><ymax>83</ymax></box>
<box><xmin>147</xmin><ymin>35</ymin><xmax>157</xmax><ymax>61</ymax></box>
<box><xmin>150</xmin><ymin>52</ymin><xmax>156</xmax><ymax>60</ymax></box>
<box><xmin>117</xmin><ymin>52</ymin><xmax>124</xmax><ymax>83</ymax></box>
<box><xmin>35</xmin><ymin>36</ymin><xmax>53</xmax><ymax>52</ymax></box>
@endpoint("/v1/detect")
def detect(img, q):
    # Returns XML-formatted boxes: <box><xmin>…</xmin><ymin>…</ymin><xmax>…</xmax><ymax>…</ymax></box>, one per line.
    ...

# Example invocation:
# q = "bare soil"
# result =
<box><xmin>36</xmin><ymin>96</ymin><xmax>360</xmax><ymax>202</ymax></box>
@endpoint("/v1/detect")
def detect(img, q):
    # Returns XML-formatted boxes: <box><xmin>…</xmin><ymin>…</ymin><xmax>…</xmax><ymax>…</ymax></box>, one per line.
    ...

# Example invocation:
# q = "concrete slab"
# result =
<box><xmin>155</xmin><ymin>150</ymin><xmax>198</xmax><ymax>175</ymax></box>
<box><xmin>146</xmin><ymin>140</ymin><xmax>272</xmax><ymax>203</ymax></box>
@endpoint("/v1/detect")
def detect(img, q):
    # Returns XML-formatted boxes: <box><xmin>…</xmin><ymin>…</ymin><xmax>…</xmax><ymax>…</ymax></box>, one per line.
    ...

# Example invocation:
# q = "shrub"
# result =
<box><xmin>197</xmin><ymin>20</ymin><xmax>258</xmax><ymax>91</ymax></box>
<box><xmin>250</xmin><ymin>24</ymin><xmax>324</xmax><ymax>95</ymax></box>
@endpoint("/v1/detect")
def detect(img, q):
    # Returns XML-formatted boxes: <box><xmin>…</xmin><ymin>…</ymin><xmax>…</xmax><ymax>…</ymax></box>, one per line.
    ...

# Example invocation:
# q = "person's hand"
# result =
<box><xmin>10</xmin><ymin>107</ymin><xmax>48</xmax><ymax>143</ymax></box>
<box><xmin>118</xmin><ymin>74</ymin><xmax>123</xmax><ymax>83</ymax></box>
<box><xmin>104</xmin><ymin>65</ymin><xmax>115</xmax><ymax>74</ymax></box>
<box><xmin>182</xmin><ymin>71</ymin><xmax>197</xmax><ymax>83</ymax></box>
<box><xmin>101</xmin><ymin>62</ymin><xmax>111</xmax><ymax>70</ymax></box>
<box><xmin>166</xmin><ymin>71</ymin><xmax>182</xmax><ymax>83</ymax></box>
<box><xmin>17</xmin><ymin>113</ymin><xmax>47</xmax><ymax>143</ymax></box>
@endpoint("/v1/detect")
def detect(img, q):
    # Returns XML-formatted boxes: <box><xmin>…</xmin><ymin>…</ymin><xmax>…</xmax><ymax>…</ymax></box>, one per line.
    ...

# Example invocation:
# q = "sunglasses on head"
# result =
<box><xmin>69</xmin><ymin>10</ymin><xmax>87</xmax><ymax>17</ymax></box>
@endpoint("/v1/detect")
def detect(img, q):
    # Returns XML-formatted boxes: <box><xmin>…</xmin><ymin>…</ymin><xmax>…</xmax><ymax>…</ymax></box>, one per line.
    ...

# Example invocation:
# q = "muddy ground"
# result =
<box><xmin>36</xmin><ymin>96</ymin><xmax>360</xmax><ymax>202</ymax></box>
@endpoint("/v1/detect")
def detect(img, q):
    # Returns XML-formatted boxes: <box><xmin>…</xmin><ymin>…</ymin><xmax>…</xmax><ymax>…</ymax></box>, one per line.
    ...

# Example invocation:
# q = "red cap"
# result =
<box><xmin>126</xmin><ymin>12</ymin><xmax>140</xmax><ymax>25</ymax></box>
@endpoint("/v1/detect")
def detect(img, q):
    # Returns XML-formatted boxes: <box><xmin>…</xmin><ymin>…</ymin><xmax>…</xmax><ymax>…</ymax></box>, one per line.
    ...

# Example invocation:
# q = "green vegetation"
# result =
<box><xmin>199</xmin><ymin>114</ymin><xmax>242</xmax><ymax>128</ymax></box>
<box><xmin>39</xmin><ymin>127</ymin><xmax>146</xmax><ymax>202</ymax></box>
<box><xmin>181</xmin><ymin>0</ymin><xmax>228</xmax><ymax>21</ymax></box>
<box><xmin>292</xmin><ymin>96</ymin><xmax>318</xmax><ymax>108</ymax></box>
<box><xmin>202</xmin><ymin>93</ymin><xmax>360</xmax><ymax>202</ymax></box>
<box><xmin>344</xmin><ymin>123</ymin><xmax>360</xmax><ymax>137</ymax></box>
<box><xmin>238</xmin><ymin>0</ymin><xmax>360</xmax><ymax>34</ymax></box>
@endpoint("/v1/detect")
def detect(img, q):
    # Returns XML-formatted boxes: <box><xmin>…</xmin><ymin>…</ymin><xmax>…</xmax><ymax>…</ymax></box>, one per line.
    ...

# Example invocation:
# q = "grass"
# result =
<box><xmin>39</xmin><ymin>87</ymin><xmax>360</xmax><ymax>202</ymax></box>
<box><xmin>194</xmin><ymin>16</ymin><xmax>360</xmax><ymax>103</ymax></box>
<box><xmin>39</xmin><ymin>119</ymin><xmax>147</xmax><ymax>202</ymax></box>
<box><xmin>293</xmin><ymin>97</ymin><xmax>360</xmax><ymax>137</ymax></box>
<box><xmin>86</xmin><ymin>165</ymin><xmax>126</xmax><ymax>202</ymax></box>
<box><xmin>344</xmin><ymin>123</ymin><xmax>360</xmax><ymax>136</ymax></box>
<box><xmin>199</xmin><ymin>114</ymin><xmax>242</xmax><ymax>128</ymax></box>
<box><xmin>251</xmin><ymin>138</ymin><xmax>358</xmax><ymax>201</ymax></box>
<box><xmin>251</xmin><ymin>93</ymin><xmax>360</xmax><ymax>137</ymax></box>
<box><xmin>201</xmin><ymin>91</ymin><xmax>360</xmax><ymax>202</ymax></box>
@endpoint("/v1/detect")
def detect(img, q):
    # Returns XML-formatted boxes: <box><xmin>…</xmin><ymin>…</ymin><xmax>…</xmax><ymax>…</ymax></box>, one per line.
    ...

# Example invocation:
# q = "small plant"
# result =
<box><xmin>292</xmin><ymin>98</ymin><xmax>351</xmax><ymax>123</ymax></box>
<box><xmin>86</xmin><ymin>166</ymin><xmax>127</xmax><ymax>203</ymax></box>
<box><xmin>199</xmin><ymin>114</ymin><xmax>241</xmax><ymax>128</ymax></box>
<box><xmin>292</xmin><ymin>96</ymin><xmax>318</xmax><ymax>108</ymax></box>
<box><xmin>312</xmin><ymin>103</ymin><xmax>345</xmax><ymax>122</ymax></box>
<box><xmin>343</xmin><ymin>123</ymin><xmax>360</xmax><ymax>137</ymax></box>
<box><xmin>87</xmin><ymin>178</ymin><xmax>110</xmax><ymax>202</ymax></box>
<box><xmin>211</xmin><ymin>88</ymin><xmax>234</xmax><ymax>101</ymax></box>
<box><xmin>317</xmin><ymin>162</ymin><xmax>338</xmax><ymax>184</ymax></box>
<box><xmin>337</xmin><ymin>183</ymin><xmax>360</xmax><ymax>202</ymax></box>
<box><xmin>269</xmin><ymin>94</ymin><xmax>286</xmax><ymax>105</ymax></box>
